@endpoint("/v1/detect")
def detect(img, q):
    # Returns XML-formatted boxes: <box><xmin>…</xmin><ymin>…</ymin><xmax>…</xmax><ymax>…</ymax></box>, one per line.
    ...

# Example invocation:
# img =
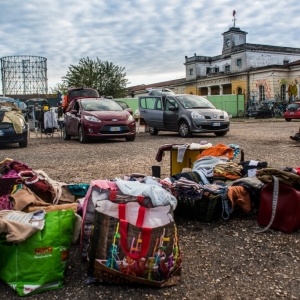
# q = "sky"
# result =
<box><xmin>0</xmin><ymin>0</ymin><xmax>299</xmax><ymax>94</ymax></box>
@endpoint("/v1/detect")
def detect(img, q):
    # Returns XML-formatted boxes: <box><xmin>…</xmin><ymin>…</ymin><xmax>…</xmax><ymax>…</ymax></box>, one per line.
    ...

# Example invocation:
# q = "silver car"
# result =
<box><xmin>138</xmin><ymin>93</ymin><xmax>230</xmax><ymax>137</ymax></box>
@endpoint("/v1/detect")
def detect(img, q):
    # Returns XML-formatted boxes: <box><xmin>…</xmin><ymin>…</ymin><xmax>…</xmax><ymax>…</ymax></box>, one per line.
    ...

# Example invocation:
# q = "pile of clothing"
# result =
<box><xmin>0</xmin><ymin>158</ymin><xmax>89</xmax><ymax>296</ymax></box>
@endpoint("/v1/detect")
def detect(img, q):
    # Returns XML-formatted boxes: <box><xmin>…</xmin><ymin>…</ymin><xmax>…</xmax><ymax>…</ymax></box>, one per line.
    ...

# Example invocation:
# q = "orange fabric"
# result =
<box><xmin>27</xmin><ymin>203</ymin><xmax>78</xmax><ymax>213</ymax></box>
<box><xmin>62</xmin><ymin>95</ymin><xmax>68</xmax><ymax>108</ymax></box>
<box><xmin>213</xmin><ymin>172</ymin><xmax>241</xmax><ymax>180</ymax></box>
<box><xmin>227</xmin><ymin>186</ymin><xmax>251</xmax><ymax>213</ymax></box>
<box><xmin>196</xmin><ymin>143</ymin><xmax>234</xmax><ymax>160</ymax></box>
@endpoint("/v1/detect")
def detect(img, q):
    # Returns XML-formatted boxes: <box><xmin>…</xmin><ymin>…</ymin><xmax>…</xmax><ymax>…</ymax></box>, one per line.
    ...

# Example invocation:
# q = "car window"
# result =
<box><xmin>81</xmin><ymin>99</ymin><xmax>123</xmax><ymax>111</ymax></box>
<box><xmin>115</xmin><ymin>101</ymin><xmax>128</xmax><ymax>109</ymax></box>
<box><xmin>69</xmin><ymin>89</ymin><xmax>99</xmax><ymax>98</ymax></box>
<box><xmin>156</xmin><ymin>99</ymin><xmax>162</xmax><ymax>110</ymax></box>
<box><xmin>287</xmin><ymin>103</ymin><xmax>299</xmax><ymax>110</ymax></box>
<box><xmin>260</xmin><ymin>105</ymin><xmax>269</xmax><ymax>110</ymax></box>
<box><xmin>140</xmin><ymin>97</ymin><xmax>160</xmax><ymax>110</ymax></box>
<box><xmin>72</xmin><ymin>101</ymin><xmax>80</xmax><ymax>113</ymax></box>
<box><xmin>176</xmin><ymin>95</ymin><xmax>215</xmax><ymax>109</ymax></box>
<box><xmin>165</xmin><ymin>97</ymin><xmax>178</xmax><ymax>111</ymax></box>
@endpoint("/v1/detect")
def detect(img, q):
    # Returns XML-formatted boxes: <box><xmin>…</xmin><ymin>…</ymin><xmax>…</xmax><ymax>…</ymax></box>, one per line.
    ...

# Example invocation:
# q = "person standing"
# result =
<box><xmin>57</xmin><ymin>103</ymin><xmax>64</xmax><ymax>129</ymax></box>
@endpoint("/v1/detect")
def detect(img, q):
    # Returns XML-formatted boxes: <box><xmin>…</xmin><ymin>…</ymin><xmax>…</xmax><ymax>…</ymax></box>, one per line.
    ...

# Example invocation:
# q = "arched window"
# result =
<box><xmin>280</xmin><ymin>84</ymin><xmax>286</xmax><ymax>101</ymax></box>
<box><xmin>237</xmin><ymin>87</ymin><xmax>243</xmax><ymax>94</ymax></box>
<box><xmin>259</xmin><ymin>85</ymin><xmax>265</xmax><ymax>101</ymax></box>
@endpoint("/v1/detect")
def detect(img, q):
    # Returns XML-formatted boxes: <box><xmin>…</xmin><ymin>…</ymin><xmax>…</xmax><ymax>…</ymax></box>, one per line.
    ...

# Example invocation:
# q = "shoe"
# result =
<box><xmin>290</xmin><ymin>136</ymin><xmax>296</xmax><ymax>140</ymax></box>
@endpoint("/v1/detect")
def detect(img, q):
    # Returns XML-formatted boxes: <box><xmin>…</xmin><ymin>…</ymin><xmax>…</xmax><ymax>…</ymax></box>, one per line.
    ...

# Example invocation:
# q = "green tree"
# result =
<box><xmin>62</xmin><ymin>57</ymin><xmax>129</xmax><ymax>98</ymax></box>
<box><xmin>48</xmin><ymin>82</ymin><xmax>68</xmax><ymax>95</ymax></box>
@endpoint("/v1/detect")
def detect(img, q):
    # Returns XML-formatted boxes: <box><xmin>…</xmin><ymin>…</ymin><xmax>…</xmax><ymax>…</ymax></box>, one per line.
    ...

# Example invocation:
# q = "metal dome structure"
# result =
<box><xmin>0</xmin><ymin>55</ymin><xmax>48</xmax><ymax>95</ymax></box>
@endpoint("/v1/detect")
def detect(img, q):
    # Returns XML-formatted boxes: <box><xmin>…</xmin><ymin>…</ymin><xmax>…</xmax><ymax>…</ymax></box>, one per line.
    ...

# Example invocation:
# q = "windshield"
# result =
<box><xmin>176</xmin><ymin>95</ymin><xmax>216</xmax><ymax>109</ymax></box>
<box><xmin>81</xmin><ymin>99</ymin><xmax>123</xmax><ymax>111</ymax></box>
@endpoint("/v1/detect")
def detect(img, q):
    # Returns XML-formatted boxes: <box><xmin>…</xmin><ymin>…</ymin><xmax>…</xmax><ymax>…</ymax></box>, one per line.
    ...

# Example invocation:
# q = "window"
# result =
<box><xmin>259</xmin><ymin>85</ymin><xmax>265</xmax><ymax>101</ymax></box>
<box><xmin>165</xmin><ymin>97</ymin><xmax>178</xmax><ymax>111</ymax></box>
<box><xmin>237</xmin><ymin>87</ymin><xmax>243</xmax><ymax>94</ymax></box>
<box><xmin>156</xmin><ymin>99</ymin><xmax>162</xmax><ymax>110</ymax></box>
<box><xmin>215</xmin><ymin>67</ymin><xmax>219</xmax><ymax>73</ymax></box>
<box><xmin>225</xmin><ymin>65</ymin><xmax>230</xmax><ymax>72</ymax></box>
<box><xmin>206</xmin><ymin>67</ymin><xmax>212</xmax><ymax>74</ymax></box>
<box><xmin>237</xmin><ymin>59</ymin><xmax>242</xmax><ymax>67</ymax></box>
<box><xmin>283</xmin><ymin>60</ymin><xmax>289</xmax><ymax>65</ymax></box>
<box><xmin>189</xmin><ymin>68</ymin><xmax>193</xmax><ymax>75</ymax></box>
<box><xmin>139</xmin><ymin>97</ymin><xmax>158</xmax><ymax>109</ymax></box>
<box><xmin>280</xmin><ymin>84</ymin><xmax>286</xmax><ymax>101</ymax></box>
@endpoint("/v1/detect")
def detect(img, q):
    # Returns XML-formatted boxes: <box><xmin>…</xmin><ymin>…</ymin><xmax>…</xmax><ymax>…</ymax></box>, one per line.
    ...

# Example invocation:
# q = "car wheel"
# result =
<box><xmin>214</xmin><ymin>131</ymin><xmax>227</xmax><ymax>137</ymax></box>
<box><xmin>125</xmin><ymin>135</ymin><xmax>136</xmax><ymax>141</ymax></box>
<box><xmin>178</xmin><ymin>121</ymin><xmax>191</xmax><ymax>138</ymax></box>
<box><xmin>19</xmin><ymin>140</ymin><xmax>28</xmax><ymax>148</ymax></box>
<box><xmin>149</xmin><ymin>127</ymin><xmax>158</xmax><ymax>135</ymax></box>
<box><xmin>285</xmin><ymin>118</ymin><xmax>292</xmax><ymax>122</ymax></box>
<box><xmin>79</xmin><ymin>125</ymin><xmax>89</xmax><ymax>143</ymax></box>
<box><xmin>63</xmin><ymin>126</ymin><xmax>71</xmax><ymax>140</ymax></box>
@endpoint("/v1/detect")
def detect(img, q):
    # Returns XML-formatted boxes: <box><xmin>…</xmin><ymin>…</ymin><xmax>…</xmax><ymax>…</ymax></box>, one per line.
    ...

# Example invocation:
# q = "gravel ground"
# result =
<box><xmin>1</xmin><ymin>119</ymin><xmax>300</xmax><ymax>300</ymax></box>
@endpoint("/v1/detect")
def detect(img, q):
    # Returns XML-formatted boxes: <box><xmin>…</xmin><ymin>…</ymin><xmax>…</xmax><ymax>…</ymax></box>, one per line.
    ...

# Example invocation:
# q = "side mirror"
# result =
<box><xmin>169</xmin><ymin>106</ymin><xmax>176</xmax><ymax>111</ymax></box>
<box><xmin>70</xmin><ymin>109</ymin><xmax>77</xmax><ymax>114</ymax></box>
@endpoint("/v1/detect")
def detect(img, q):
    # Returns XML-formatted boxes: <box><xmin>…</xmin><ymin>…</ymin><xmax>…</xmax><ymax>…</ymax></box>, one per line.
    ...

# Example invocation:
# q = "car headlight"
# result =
<box><xmin>84</xmin><ymin>115</ymin><xmax>101</xmax><ymax>122</ymax></box>
<box><xmin>191</xmin><ymin>111</ymin><xmax>205</xmax><ymax>119</ymax></box>
<box><xmin>223</xmin><ymin>111</ymin><xmax>229</xmax><ymax>119</ymax></box>
<box><xmin>128</xmin><ymin>115</ymin><xmax>134</xmax><ymax>122</ymax></box>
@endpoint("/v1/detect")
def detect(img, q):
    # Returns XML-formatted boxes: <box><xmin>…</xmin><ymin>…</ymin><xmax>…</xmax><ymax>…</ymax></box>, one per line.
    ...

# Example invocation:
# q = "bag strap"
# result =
<box><xmin>255</xmin><ymin>175</ymin><xmax>279</xmax><ymax>233</ymax></box>
<box><xmin>120</xmin><ymin>220</ymin><xmax>152</xmax><ymax>260</ymax></box>
<box><xmin>118</xmin><ymin>204</ymin><xmax>146</xmax><ymax>227</ymax></box>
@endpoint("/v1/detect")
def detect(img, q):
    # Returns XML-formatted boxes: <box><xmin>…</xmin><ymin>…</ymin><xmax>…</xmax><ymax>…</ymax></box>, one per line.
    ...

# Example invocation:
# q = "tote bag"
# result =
<box><xmin>0</xmin><ymin>209</ymin><xmax>76</xmax><ymax>296</ymax></box>
<box><xmin>87</xmin><ymin>200</ymin><xmax>182</xmax><ymax>287</ymax></box>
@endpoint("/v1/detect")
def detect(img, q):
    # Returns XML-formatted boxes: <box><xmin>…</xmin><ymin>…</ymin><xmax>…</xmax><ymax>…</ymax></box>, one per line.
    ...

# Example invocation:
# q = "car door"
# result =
<box><xmin>163</xmin><ymin>96</ymin><xmax>179</xmax><ymax>130</ymax></box>
<box><xmin>138</xmin><ymin>96</ymin><xmax>164</xmax><ymax>129</ymax></box>
<box><xmin>66</xmin><ymin>100</ymin><xmax>81</xmax><ymax>135</ymax></box>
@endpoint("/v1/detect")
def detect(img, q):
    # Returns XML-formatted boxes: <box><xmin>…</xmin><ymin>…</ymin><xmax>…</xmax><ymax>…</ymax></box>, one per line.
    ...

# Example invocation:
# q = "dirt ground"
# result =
<box><xmin>1</xmin><ymin>119</ymin><xmax>300</xmax><ymax>300</ymax></box>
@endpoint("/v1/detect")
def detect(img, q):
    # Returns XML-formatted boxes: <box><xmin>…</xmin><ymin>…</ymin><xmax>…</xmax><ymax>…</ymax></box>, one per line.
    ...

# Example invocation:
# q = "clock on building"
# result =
<box><xmin>226</xmin><ymin>39</ymin><xmax>231</xmax><ymax>46</ymax></box>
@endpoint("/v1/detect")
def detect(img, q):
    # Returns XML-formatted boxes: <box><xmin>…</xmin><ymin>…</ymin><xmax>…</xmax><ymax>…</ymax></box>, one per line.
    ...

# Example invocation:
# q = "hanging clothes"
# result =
<box><xmin>44</xmin><ymin>110</ymin><xmax>58</xmax><ymax>133</ymax></box>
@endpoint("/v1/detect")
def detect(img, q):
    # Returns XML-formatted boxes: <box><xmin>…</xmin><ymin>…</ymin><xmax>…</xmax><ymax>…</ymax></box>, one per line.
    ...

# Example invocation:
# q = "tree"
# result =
<box><xmin>48</xmin><ymin>82</ymin><xmax>68</xmax><ymax>95</ymax></box>
<box><xmin>62</xmin><ymin>57</ymin><xmax>129</xmax><ymax>98</ymax></box>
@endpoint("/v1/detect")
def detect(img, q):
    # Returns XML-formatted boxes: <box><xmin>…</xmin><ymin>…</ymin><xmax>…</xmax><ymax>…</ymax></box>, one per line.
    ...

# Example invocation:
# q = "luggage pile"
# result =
<box><xmin>1</xmin><ymin>141</ymin><xmax>300</xmax><ymax>296</ymax></box>
<box><xmin>155</xmin><ymin>142</ymin><xmax>300</xmax><ymax>233</ymax></box>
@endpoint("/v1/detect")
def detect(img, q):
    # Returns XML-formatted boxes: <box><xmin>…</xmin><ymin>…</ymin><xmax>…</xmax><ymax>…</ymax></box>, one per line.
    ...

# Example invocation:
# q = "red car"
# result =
<box><xmin>63</xmin><ymin>98</ymin><xmax>136</xmax><ymax>143</ymax></box>
<box><xmin>284</xmin><ymin>102</ymin><xmax>300</xmax><ymax>121</ymax></box>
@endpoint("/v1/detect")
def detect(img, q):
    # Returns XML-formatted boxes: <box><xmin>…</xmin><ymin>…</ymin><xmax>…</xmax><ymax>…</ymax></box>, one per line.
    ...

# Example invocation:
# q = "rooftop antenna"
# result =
<box><xmin>232</xmin><ymin>10</ymin><xmax>237</xmax><ymax>27</ymax></box>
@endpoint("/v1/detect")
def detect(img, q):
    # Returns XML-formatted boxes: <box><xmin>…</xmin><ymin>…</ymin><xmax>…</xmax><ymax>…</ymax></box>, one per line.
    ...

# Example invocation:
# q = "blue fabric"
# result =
<box><xmin>68</xmin><ymin>184</ymin><xmax>90</xmax><ymax>196</ymax></box>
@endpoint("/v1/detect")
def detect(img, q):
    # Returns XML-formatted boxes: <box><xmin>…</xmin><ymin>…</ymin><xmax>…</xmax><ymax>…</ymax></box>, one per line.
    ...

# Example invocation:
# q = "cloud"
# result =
<box><xmin>0</xmin><ymin>0</ymin><xmax>300</xmax><ymax>93</ymax></box>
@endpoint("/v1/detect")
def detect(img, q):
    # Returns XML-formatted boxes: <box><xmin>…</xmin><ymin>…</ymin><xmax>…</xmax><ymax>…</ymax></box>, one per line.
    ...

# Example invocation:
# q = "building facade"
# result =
<box><xmin>128</xmin><ymin>25</ymin><xmax>300</xmax><ymax>115</ymax></box>
<box><xmin>184</xmin><ymin>26</ymin><xmax>300</xmax><ymax>105</ymax></box>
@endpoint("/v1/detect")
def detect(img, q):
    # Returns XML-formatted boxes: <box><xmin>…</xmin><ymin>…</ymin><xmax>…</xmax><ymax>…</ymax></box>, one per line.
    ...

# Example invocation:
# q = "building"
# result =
<box><xmin>128</xmin><ymin>23</ymin><xmax>300</xmax><ymax>114</ymax></box>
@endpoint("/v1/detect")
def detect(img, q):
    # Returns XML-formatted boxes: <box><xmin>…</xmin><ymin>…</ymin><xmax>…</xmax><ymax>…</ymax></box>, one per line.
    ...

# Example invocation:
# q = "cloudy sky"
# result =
<box><xmin>0</xmin><ymin>0</ymin><xmax>299</xmax><ymax>94</ymax></box>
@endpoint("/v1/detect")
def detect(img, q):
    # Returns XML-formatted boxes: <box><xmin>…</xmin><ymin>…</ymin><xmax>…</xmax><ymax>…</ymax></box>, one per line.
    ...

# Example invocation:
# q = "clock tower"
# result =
<box><xmin>222</xmin><ymin>26</ymin><xmax>248</xmax><ymax>55</ymax></box>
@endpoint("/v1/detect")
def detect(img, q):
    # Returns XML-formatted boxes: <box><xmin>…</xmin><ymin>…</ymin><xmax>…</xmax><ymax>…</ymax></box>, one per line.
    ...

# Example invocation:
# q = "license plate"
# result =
<box><xmin>290</xmin><ymin>112</ymin><xmax>295</xmax><ymax>114</ymax></box>
<box><xmin>212</xmin><ymin>122</ymin><xmax>221</xmax><ymax>127</ymax></box>
<box><xmin>110</xmin><ymin>127</ymin><xmax>121</xmax><ymax>131</ymax></box>
<box><xmin>0</xmin><ymin>130</ymin><xmax>4</xmax><ymax>136</ymax></box>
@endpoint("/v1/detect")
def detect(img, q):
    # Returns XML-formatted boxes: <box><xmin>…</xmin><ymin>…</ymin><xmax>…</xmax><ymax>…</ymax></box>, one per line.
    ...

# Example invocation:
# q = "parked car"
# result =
<box><xmin>138</xmin><ymin>93</ymin><xmax>230</xmax><ymax>137</ymax></box>
<box><xmin>246</xmin><ymin>105</ymin><xmax>274</xmax><ymax>119</ymax></box>
<box><xmin>284</xmin><ymin>102</ymin><xmax>300</xmax><ymax>121</ymax></box>
<box><xmin>0</xmin><ymin>101</ymin><xmax>28</xmax><ymax>147</ymax></box>
<box><xmin>63</xmin><ymin>98</ymin><xmax>136</xmax><ymax>143</ymax></box>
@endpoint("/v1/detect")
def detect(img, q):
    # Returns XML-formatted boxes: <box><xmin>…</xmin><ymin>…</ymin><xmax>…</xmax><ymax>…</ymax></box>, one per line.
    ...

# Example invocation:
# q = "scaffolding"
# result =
<box><xmin>0</xmin><ymin>55</ymin><xmax>48</xmax><ymax>95</ymax></box>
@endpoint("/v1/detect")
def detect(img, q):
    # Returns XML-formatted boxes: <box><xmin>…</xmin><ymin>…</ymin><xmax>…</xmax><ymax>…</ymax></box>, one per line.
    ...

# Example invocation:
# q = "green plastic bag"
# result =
<box><xmin>0</xmin><ymin>209</ymin><xmax>75</xmax><ymax>296</ymax></box>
